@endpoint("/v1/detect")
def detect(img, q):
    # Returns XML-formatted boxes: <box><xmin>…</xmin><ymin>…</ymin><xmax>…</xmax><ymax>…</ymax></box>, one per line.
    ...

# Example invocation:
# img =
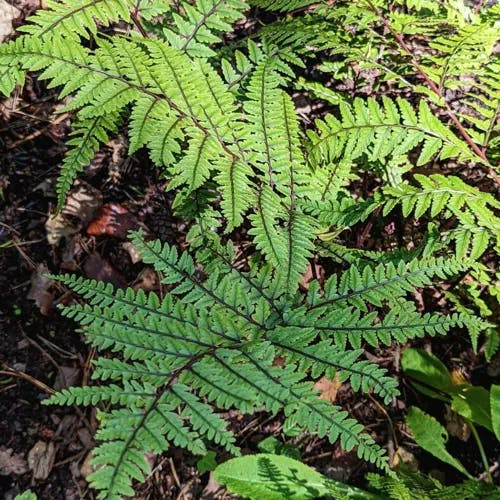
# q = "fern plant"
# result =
<box><xmin>45</xmin><ymin>233</ymin><xmax>484</xmax><ymax>498</ymax></box>
<box><xmin>0</xmin><ymin>0</ymin><xmax>498</xmax><ymax>498</ymax></box>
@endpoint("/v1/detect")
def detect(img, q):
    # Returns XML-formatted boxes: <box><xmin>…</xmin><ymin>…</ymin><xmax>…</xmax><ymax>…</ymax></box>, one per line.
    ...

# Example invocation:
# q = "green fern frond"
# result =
<box><xmin>381</xmin><ymin>174</ymin><xmax>500</xmax><ymax>219</ymax></box>
<box><xmin>249</xmin><ymin>0</ymin><xmax>317</xmax><ymax>13</ymax></box>
<box><xmin>163</xmin><ymin>0</ymin><xmax>247</xmax><ymax>58</ymax></box>
<box><xmin>43</xmin><ymin>229</ymin><xmax>490</xmax><ymax>498</ymax></box>
<box><xmin>57</xmin><ymin>113</ymin><xmax>120</xmax><ymax>209</ymax></box>
<box><xmin>464</xmin><ymin>61</ymin><xmax>500</xmax><ymax>154</ymax></box>
<box><xmin>423</xmin><ymin>23</ymin><xmax>498</xmax><ymax>91</ymax></box>
<box><xmin>312</xmin><ymin>256</ymin><xmax>471</xmax><ymax>311</ymax></box>
<box><xmin>308</xmin><ymin>97</ymin><xmax>481</xmax><ymax>166</ymax></box>
<box><xmin>18</xmin><ymin>0</ymin><xmax>135</xmax><ymax>39</ymax></box>
<box><xmin>379</xmin><ymin>174</ymin><xmax>500</xmax><ymax>258</ymax></box>
<box><xmin>4</xmin><ymin>3</ymin><xmax>498</xmax><ymax>498</ymax></box>
<box><xmin>44</xmin><ymin>231</ymin><xmax>457</xmax><ymax>496</ymax></box>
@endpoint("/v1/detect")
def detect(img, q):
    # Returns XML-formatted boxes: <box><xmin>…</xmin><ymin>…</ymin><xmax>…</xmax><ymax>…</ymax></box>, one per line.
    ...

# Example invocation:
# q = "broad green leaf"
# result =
<box><xmin>451</xmin><ymin>386</ymin><xmax>492</xmax><ymax>432</ymax></box>
<box><xmin>492</xmin><ymin>385</ymin><xmax>500</xmax><ymax>441</ymax></box>
<box><xmin>410</xmin><ymin>381</ymin><xmax>448</xmax><ymax>401</ymax></box>
<box><xmin>403</xmin><ymin>349</ymin><xmax>494</xmax><ymax>433</ymax></box>
<box><xmin>214</xmin><ymin>454</ymin><xmax>382</xmax><ymax>500</ymax></box>
<box><xmin>406</xmin><ymin>407</ymin><xmax>471</xmax><ymax>478</ymax></box>
<box><xmin>402</xmin><ymin>348</ymin><xmax>454</xmax><ymax>394</ymax></box>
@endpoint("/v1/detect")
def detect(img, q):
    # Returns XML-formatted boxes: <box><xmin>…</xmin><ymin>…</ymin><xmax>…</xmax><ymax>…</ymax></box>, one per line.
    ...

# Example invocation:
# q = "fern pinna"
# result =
<box><xmin>0</xmin><ymin>0</ymin><xmax>498</xmax><ymax>497</ymax></box>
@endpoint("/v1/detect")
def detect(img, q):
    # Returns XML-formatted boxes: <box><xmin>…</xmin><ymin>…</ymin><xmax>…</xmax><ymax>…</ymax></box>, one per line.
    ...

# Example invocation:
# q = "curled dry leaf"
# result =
<box><xmin>27</xmin><ymin>441</ymin><xmax>55</xmax><ymax>480</ymax></box>
<box><xmin>27</xmin><ymin>263</ymin><xmax>54</xmax><ymax>315</ymax></box>
<box><xmin>87</xmin><ymin>203</ymin><xmax>140</xmax><ymax>238</ymax></box>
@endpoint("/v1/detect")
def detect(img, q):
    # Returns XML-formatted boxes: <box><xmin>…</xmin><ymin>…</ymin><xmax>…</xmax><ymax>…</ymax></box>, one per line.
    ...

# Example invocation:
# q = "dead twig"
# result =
<box><xmin>0</xmin><ymin>363</ymin><xmax>55</xmax><ymax>395</ymax></box>
<box><xmin>7</xmin><ymin>112</ymin><xmax>70</xmax><ymax>149</ymax></box>
<box><xmin>169</xmin><ymin>457</ymin><xmax>188</xmax><ymax>500</ymax></box>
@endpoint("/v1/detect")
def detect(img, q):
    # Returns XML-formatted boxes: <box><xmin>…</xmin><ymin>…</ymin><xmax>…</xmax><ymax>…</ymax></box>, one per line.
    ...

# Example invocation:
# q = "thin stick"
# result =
<box><xmin>7</xmin><ymin>112</ymin><xmax>70</xmax><ymax>149</ymax></box>
<box><xmin>0</xmin><ymin>364</ymin><xmax>55</xmax><ymax>395</ymax></box>
<box><xmin>168</xmin><ymin>457</ymin><xmax>188</xmax><ymax>500</ymax></box>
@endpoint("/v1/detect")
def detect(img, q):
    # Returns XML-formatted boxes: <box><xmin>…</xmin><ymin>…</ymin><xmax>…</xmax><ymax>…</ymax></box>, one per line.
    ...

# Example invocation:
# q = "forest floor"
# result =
<box><xmin>1</xmin><ymin>2</ymin><xmax>500</xmax><ymax>500</ymax></box>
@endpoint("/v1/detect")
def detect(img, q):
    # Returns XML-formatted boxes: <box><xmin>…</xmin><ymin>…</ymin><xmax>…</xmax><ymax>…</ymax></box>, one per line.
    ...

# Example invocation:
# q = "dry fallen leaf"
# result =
<box><xmin>122</xmin><ymin>241</ymin><xmax>142</xmax><ymax>264</ymax></box>
<box><xmin>45</xmin><ymin>181</ymin><xmax>102</xmax><ymax>245</ymax></box>
<box><xmin>62</xmin><ymin>180</ymin><xmax>102</xmax><ymax>224</ymax></box>
<box><xmin>27</xmin><ymin>441</ymin><xmax>55</xmax><ymax>480</ymax></box>
<box><xmin>300</xmin><ymin>262</ymin><xmax>324</xmax><ymax>290</ymax></box>
<box><xmin>77</xmin><ymin>427</ymin><xmax>94</xmax><ymax>449</ymax></box>
<box><xmin>313</xmin><ymin>374</ymin><xmax>342</xmax><ymax>403</ymax></box>
<box><xmin>87</xmin><ymin>203</ymin><xmax>140</xmax><ymax>238</ymax></box>
<box><xmin>487</xmin><ymin>352</ymin><xmax>500</xmax><ymax>377</ymax></box>
<box><xmin>54</xmin><ymin>366</ymin><xmax>80</xmax><ymax>391</ymax></box>
<box><xmin>45</xmin><ymin>213</ymin><xmax>78</xmax><ymax>246</ymax></box>
<box><xmin>0</xmin><ymin>446</ymin><xmax>28</xmax><ymax>476</ymax></box>
<box><xmin>80</xmin><ymin>451</ymin><xmax>93</xmax><ymax>479</ymax></box>
<box><xmin>83</xmin><ymin>253</ymin><xmax>127</xmax><ymax>288</ymax></box>
<box><xmin>444</xmin><ymin>405</ymin><xmax>470</xmax><ymax>441</ymax></box>
<box><xmin>60</xmin><ymin>235</ymin><xmax>85</xmax><ymax>271</ymax></box>
<box><xmin>27</xmin><ymin>263</ymin><xmax>54</xmax><ymax>315</ymax></box>
<box><xmin>132</xmin><ymin>267</ymin><xmax>159</xmax><ymax>292</ymax></box>
<box><xmin>392</xmin><ymin>446</ymin><xmax>419</xmax><ymax>471</ymax></box>
<box><xmin>0</xmin><ymin>0</ymin><xmax>20</xmax><ymax>42</ymax></box>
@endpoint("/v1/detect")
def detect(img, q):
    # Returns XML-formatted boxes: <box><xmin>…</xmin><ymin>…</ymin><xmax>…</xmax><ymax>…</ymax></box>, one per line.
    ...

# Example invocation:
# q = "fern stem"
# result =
<box><xmin>364</xmin><ymin>0</ymin><xmax>500</xmax><ymax>186</ymax></box>
<box><xmin>130</xmin><ymin>10</ymin><xmax>148</xmax><ymax>38</ymax></box>
<box><xmin>466</xmin><ymin>419</ymin><xmax>493</xmax><ymax>483</ymax></box>
<box><xmin>180</xmin><ymin>0</ymin><xmax>226</xmax><ymax>52</ymax></box>
<box><xmin>473</xmin><ymin>0</ymin><xmax>486</xmax><ymax>15</ymax></box>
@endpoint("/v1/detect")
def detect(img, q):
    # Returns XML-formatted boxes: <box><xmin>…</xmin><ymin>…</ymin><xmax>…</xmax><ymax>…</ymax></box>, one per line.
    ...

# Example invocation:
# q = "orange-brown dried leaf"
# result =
<box><xmin>87</xmin><ymin>203</ymin><xmax>140</xmax><ymax>238</ymax></box>
<box><xmin>313</xmin><ymin>373</ymin><xmax>342</xmax><ymax>403</ymax></box>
